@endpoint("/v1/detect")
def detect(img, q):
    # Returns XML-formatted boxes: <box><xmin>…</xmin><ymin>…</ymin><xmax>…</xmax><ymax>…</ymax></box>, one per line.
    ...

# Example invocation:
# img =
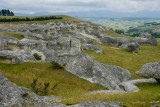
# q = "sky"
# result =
<box><xmin>0</xmin><ymin>0</ymin><xmax>160</xmax><ymax>17</ymax></box>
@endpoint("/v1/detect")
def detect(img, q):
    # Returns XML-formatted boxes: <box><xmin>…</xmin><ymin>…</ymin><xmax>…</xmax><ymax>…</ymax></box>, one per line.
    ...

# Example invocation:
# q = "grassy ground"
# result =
<box><xmin>78</xmin><ymin>40</ymin><xmax>160</xmax><ymax>107</ymax></box>
<box><xmin>85</xmin><ymin>39</ymin><xmax>160</xmax><ymax>79</ymax></box>
<box><xmin>1</xmin><ymin>63</ymin><xmax>159</xmax><ymax>107</ymax></box>
<box><xmin>62</xmin><ymin>83</ymin><xmax>160</xmax><ymax>107</ymax></box>
<box><xmin>102</xmin><ymin>31</ymin><xmax>135</xmax><ymax>39</ymax></box>
<box><xmin>0</xmin><ymin>62</ymin><xmax>107</xmax><ymax>98</ymax></box>
<box><xmin>0</xmin><ymin>32</ymin><xmax>24</xmax><ymax>40</ymax></box>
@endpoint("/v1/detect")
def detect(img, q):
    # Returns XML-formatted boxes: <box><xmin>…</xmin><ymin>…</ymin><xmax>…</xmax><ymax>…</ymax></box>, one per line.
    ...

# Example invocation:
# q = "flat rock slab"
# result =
<box><xmin>70</xmin><ymin>100</ymin><xmax>124</xmax><ymax>107</ymax></box>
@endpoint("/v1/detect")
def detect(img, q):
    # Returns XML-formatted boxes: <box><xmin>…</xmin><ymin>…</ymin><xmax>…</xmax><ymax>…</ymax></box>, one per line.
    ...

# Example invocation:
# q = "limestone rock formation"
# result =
<box><xmin>72</xmin><ymin>100</ymin><xmax>123</xmax><ymax>107</ymax></box>
<box><xmin>0</xmin><ymin>21</ymin><xmax>140</xmax><ymax>52</ymax></box>
<box><xmin>0</xmin><ymin>23</ymin><xmax>134</xmax><ymax>90</ymax></box>
<box><xmin>136</xmin><ymin>62</ymin><xmax>160</xmax><ymax>83</ymax></box>
<box><xmin>136</xmin><ymin>33</ymin><xmax>158</xmax><ymax>46</ymax></box>
<box><xmin>99</xmin><ymin>35</ymin><xmax>140</xmax><ymax>52</ymax></box>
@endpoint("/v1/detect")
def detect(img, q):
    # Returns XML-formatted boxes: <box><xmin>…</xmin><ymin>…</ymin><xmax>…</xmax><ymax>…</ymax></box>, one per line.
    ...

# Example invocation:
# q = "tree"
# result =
<box><xmin>0</xmin><ymin>9</ymin><xmax>14</xmax><ymax>16</ymax></box>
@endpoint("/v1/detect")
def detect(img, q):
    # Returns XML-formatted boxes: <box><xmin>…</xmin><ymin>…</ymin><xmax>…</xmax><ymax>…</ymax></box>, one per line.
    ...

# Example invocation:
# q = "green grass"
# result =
<box><xmin>62</xmin><ymin>39</ymin><xmax>160</xmax><ymax>106</ymax></box>
<box><xmin>0</xmin><ymin>32</ymin><xmax>24</xmax><ymax>40</ymax></box>
<box><xmin>85</xmin><ymin>39</ymin><xmax>160</xmax><ymax>79</ymax></box>
<box><xmin>0</xmin><ymin>62</ymin><xmax>107</xmax><ymax>98</ymax></box>
<box><xmin>62</xmin><ymin>35</ymin><xmax>69</xmax><ymax>37</ymax></box>
<box><xmin>62</xmin><ymin>83</ymin><xmax>160</xmax><ymax>107</ymax></box>
<box><xmin>1</xmin><ymin>62</ymin><xmax>159</xmax><ymax>106</ymax></box>
<box><xmin>72</xmin><ymin>36</ymin><xmax>84</xmax><ymax>41</ymax></box>
<box><xmin>101</xmin><ymin>31</ymin><xmax>135</xmax><ymax>39</ymax></box>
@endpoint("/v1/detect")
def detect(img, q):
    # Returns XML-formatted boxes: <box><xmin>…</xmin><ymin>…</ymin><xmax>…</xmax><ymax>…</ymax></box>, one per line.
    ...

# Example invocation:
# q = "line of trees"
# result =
<box><xmin>115</xmin><ymin>29</ymin><xmax>125</xmax><ymax>34</ymax></box>
<box><xmin>0</xmin><ymin>16</ymin><xmax>63</xmax><ymax>22</ymax></box>
<box><xmin>0</xmin><ymin>9</ymin><xmax>14</xmax><ymax>16</ymax></box>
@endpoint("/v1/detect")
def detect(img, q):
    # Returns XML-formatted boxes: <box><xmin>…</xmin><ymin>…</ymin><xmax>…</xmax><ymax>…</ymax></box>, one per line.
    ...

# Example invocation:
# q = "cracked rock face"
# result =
<box><xmin>136</xmin><ymin>62</ymin><xmax>160</xmax><ymax>83</ymax></box>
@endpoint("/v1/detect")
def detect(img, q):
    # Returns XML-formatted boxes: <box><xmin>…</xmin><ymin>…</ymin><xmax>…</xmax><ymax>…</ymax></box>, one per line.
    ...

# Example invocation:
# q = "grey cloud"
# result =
<box><xmin>0</xmin><ymin>0</ymin><xmax>159</xmax><ymax>14</ymax></box>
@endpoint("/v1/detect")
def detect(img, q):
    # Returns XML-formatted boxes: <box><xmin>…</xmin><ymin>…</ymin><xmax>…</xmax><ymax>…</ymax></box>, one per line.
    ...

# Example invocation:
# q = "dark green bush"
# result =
<box><xmin>31</xmin><ymin>78</ymin><xmax>51</xmax><ymax>96</ymax></box>
<box><xmin>51</xmin><ymin>61</ymin><xmax>63</xmax><ymax>69</ymax></box>
<box><xmin>33</xmin><ymin>53</ymin><xmax>42</xmax><ymax>60</ymax></box>
<box><xmin>0</xmin><ymin>16</ymin><xmax>63</xmax><ymax>22</ymax></box>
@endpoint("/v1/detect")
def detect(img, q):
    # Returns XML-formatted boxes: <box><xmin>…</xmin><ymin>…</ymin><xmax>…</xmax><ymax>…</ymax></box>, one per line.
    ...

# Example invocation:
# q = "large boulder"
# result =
<box><xmin>136</xmin><ymin>62</ymin><xmax>160</xmax><ymax>83</ymax></box>
<box><xmin>136</xmin><ymin>33</ymin><xmax>158</xmax><ymax>46</ymax></box>
<box><xmin>99</xmin><ymin>35</ymin><xmax>140</xmax><ymax>53</ymax></box>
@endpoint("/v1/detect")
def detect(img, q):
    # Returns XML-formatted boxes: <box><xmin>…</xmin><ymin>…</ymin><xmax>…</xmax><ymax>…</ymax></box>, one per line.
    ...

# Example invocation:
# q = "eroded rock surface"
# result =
<box><xmin>99</xmin><ymin>35</ymin><xmax>140</xmax><ymax>52</ymax></box>
<box><xmin>136</xmin><ymin>33</ymin><xmax>158</xmax><ymax>46</ymax></box>
<box><xmin>0</xmin><ymin>23</ymin><xmax>133</xmax><ymax>90</ymax></box>
<box><xmin>71</xmin><ymin>100</ymin><xmax>123</xmax><ymax>107</ymax></box>
<box><xmin>136</xmin><ymin>62</ymin><xmax>160</xmax><ymax>83</ymax></box>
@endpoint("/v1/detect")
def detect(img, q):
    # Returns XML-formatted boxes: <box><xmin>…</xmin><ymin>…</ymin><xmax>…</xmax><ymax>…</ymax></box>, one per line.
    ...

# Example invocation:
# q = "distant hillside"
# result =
<box><xmin>82</xmin><ymin>17</ymin><xmax>160</xmax><ymax>31</ymax></box>
<box><xmin>0</xmin><ymin>15</ymin><xmax>86</xmax><ymax>24</ymax></box>
<box><xmin>128</xmin><ymin>22</ymin><xmax>160</xmax><ymax>38</ymax></box>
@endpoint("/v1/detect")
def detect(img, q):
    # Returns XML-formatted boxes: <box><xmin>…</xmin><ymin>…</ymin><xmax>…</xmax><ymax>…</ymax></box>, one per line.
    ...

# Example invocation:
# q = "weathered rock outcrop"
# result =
<box><xmin>0</xmin><ymin>22</ymin><xmax>140</xmax><ymax>52</ymax></box>
<box><xmin>86</xmin><ymin>78</ymin><xmax>157</xmax><ymax>94</ymax></box>
<box><xmin>0</xmin><ymin>23</ymin><xmax>133</xmax><ymax>90</ymax></box>
<box><xmin>99</xmin><ymin>35</ymin><xmax>140</xmax><ymax>53</ymax></box>
<box><xmin>72</xmin><ymin>100</ymin><xmax>123</xmax><ymax>107</ymax></box>
<box><xmin>136</xmin><ymin>33</ymin><xmax>158</xmax><ymax>46</ymax></box>
<box><xmin>136</xmin><ymin>62</ymin><xmax>160</xmax><ymax>83</ymax></box>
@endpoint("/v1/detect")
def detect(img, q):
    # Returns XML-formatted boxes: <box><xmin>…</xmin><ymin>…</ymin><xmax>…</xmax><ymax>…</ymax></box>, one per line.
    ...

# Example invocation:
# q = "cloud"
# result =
<box><xmin>0</xmin><ymin>0</ymin><xmax>159</xmax><ymax>14</ymax></box>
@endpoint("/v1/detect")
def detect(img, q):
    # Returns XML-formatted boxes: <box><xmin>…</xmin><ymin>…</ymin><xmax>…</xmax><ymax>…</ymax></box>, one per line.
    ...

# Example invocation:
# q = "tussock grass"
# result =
<box><xmin>62</xmin><ymin>35</ymin><xmax>69</xmax><ymax>37</ymax></box>
<box><xmin>85</xmin><ymin>39</ymin><xmax>160</xmax><ymax>79</ymax></box>
<box><xmin>0</xmin><ymin>32</ymin><xmax>24</xmax><ymax>40</ymax></box>
<box><xmin>0</xmin><ymin>62</ymin><xmax>107</xmax><ymax>98</ymax></box>
<box><xmin>62</xmin><ymin>83</ymin><xmax>160</xmax><ymax>107</ymax></box>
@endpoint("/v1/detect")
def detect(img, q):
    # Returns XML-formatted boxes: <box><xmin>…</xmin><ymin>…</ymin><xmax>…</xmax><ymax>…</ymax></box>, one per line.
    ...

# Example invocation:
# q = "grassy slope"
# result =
<box><xmin>0</xmin><ymin>32</ymin><xmax>24</xmax><ymax>40</ymax></box>
<box><xmin>0</xmin><ymin>15</ymin><xmax>86</xmax><ymax>24</ymax></box>
<box><xmin>0</xmin><ymin>16</ymin><xmax>160</xmax><ymax>106</ymax></box>
<box><xmin>82</xmin><ymin>40</ymin><xmax>160</xmax><ymax>107</ymax></box>
<box><xmin>130</xmin><ymin>24</ymin><xmax>160</xmax><ymax>33</ymax></box>
<box><xmin>62</xmin><ymin>83</ymin><xmax>160</xmax><ymax>107</ymax></box>
<box><xmin>102</xmin><ymin>31</ymin><xmax>135</xmax><ymax>39</ymax></box>
<box><xmin>85</xmin><ymin>39</ymin><xmax>160</xmax><ymax>79</ymax></box>
<box><xmin>0</xmin><ymin>62</ymin><xmax>107</xmax><ymax>98</ymax></box>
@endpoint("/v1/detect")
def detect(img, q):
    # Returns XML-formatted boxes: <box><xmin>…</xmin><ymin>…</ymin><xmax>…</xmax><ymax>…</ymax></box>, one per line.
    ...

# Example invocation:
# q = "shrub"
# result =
<box><xmin>51</xmin><ymin>61</ymin><xmax>63</xmax><ymax>69</ymax></box>
<box><xmin>31</xmin><ymin>78</ymin><xmax>52</xmax><ymax>96</ymax></box>
<box><xmin>33</xmin><ymin>53</ymin><xmax>41</xmax><ymax>60</ymax></box>
<box><xmin>0</xmin><ymin>16</ymin><xmax>63</xmax><ymax>22</ymax></box>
